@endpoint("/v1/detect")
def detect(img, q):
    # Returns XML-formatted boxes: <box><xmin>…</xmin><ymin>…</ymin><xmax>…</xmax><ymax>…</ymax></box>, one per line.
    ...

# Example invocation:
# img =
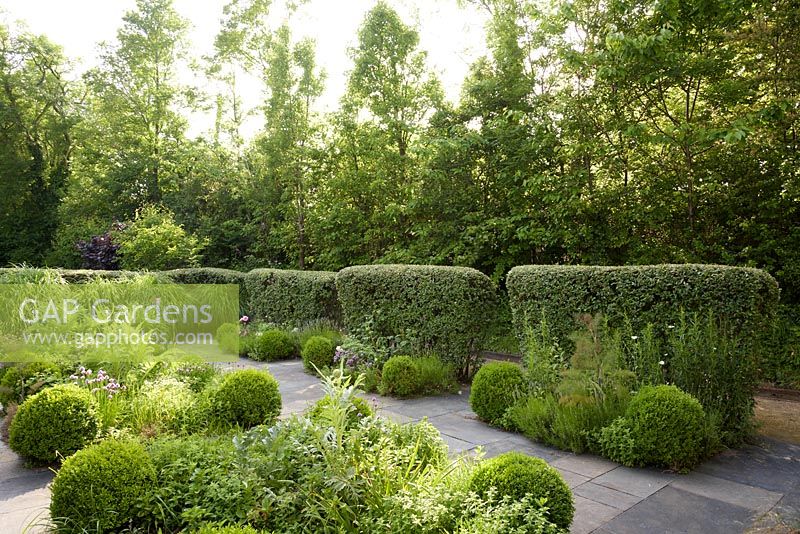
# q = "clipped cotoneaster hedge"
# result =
<box><xmin>244</xmin><ymin>268</ymin><xmax>341</xmax><ymax>327</ymax></box>
<box><xmin>336</xmin><ymin>265</ymin><xmax>497</xmax><ymax>376</ymax></box>
<box><xmin>507</xmin><ymin>264</ymin><xmax>779</xmax><ymax>346</ymax></box>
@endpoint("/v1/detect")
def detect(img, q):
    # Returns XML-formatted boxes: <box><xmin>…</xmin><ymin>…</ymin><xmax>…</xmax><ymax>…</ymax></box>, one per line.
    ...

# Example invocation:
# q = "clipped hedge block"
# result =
<box><xmin>507</xmin><ymin>264</ymin><xmax>779</xmax><ymax>347</ymax></box>
<box><xmin>162</xmin><ymin>267</ymin><xmax>246</xmax><ymax>286</ymax></box>
<box><xmin>244</xmin><ymin>268</ymin><xmax>341</xmax><ymax>327</ymax></box>
<box><xmin>336</xmin><ymin>264</ymin><xmax>497</xmax><ymax>377</ymax></box>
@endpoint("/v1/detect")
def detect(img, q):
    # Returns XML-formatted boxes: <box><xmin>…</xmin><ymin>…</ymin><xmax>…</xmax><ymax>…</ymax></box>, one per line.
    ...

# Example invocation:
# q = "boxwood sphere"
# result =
<box><xmin>625</xmin><ymin>384</ymin><xmax>707</xmax><ymax>469</ymax></box>
<box><xmin>470</xmin><ymin>452</ymin><xmax>574</xmax><ymax>529</ymax></box>
<box><xmin>253</xmin><ymin>329</ymin><xmax>297</xmax><ymax>361</ymax></box>
<box><xmin>50</xmin><ymin>439</ymin><xmax>156</xmax><ymax>532</ymax></box>
<box><xmin>381</xmin><ymin>355</ymin><xmax>421</xmax><ymax>397</ymax></box>
<box><xmin>469</xmin><ymin>361</ymin><xmax>526</xmax><ymax>424</ymax></box>
<box><xmin>211</xmin><ymin>369</ymin><xmax>281</xmax><ymax>428</ymax></box>
<box><xmin>302</xmin><ymin>336</ymin><xmax>336</xmax><ymax>373</ymax></box>
<box><xmin>9</xmin><ymin>384</ymin><xmax>99</xmax><ymax>464</ymax></box>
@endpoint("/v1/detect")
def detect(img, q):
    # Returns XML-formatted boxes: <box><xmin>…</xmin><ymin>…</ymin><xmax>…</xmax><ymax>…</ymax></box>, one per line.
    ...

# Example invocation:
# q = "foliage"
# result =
<box><xmin>124</xmin><ymin>377</ymin><xmax>195</xmax><ymax>437</ymax></box>
<box><xmin>244</xmin><ymin>268</ymin><xmax>341</xmax><ymax>327</ymax></box>
<box><xmin>301</xmin><ymin>335</ymin><xmax>336</xmax><ymax>374</ymax></box>
<box><xmin>454</xmin><ymin>491</ymin><xmax>564</xmax><ymax>534</ymax></box>
<box><xmin>143</xmin><ymin>435</ymin><xmax>259</xmax><ymax>531</ymax></box>
<box><xmin>49</xmin><ymin>439</ymin><xmax>156</xmax><ymax>533</ymax></box>
<box><xmin>0</xmin><ymin>24</ymin><xmax>74</xmax><ymax>266</ymax></box>
<box><xmin>380</xmin><ymin>355</ymin><xmax>421</xmax><ymax>397</ymax></box>
<box><xmin>336</xmin><ymin>265</ymin><xmax>498</xmax><ymax>378</ymax></box>
<box><xmin>9</xmin><ymin>384</ymin><xmax>100</xmax><ymax>464</ymax></box>
<box><xmin>216</xmin><ymin>323</ymin><xmax>240</xmax><ymax>355</ymax></box>
<box><xmin>470</xmin><ymin>452</ymin><xmax>574</xmax><ymax>530</ymax></box>
<box><xmin>664</xmin><ymin>313</ymin><xmax>758</xmax><ymax>446</ymax></box>
<box><xmin>599</xmin><ymin>385</ymin><xmax>708</xmax><ymax>471</ymax></box>
<box><xmin>210</xmin><ymin>369</ymin><xmax>281</xmax><ymax>428</ymax></box>
<box><xmin>413</xmin><ymin>354</ymin><xmax>458</xmax><ymax>395</ymax></box>
<box><xmin>523</xmin><ymin>316</ymin><xmax>568</xmax><ymax>397</ymax></box>
<box><xmin>308</xmin><ymin>394</ymin><xmax>373</xmax><ymax>429</ymax></box>
<box><xmin>0</xmin><ymin>360</ymin><xmax>63</xmax><ymax>407</ymax></box>
<box><xmin>115</xmin><ymin>205</ymin><xmax>207</xmax><ymax>270</ymax></box>
<box><xmin>469</xmin><ymin>361</ymin><xmax>526</xmax><ymax>425</ymax></box>
<box><xmin>194</xmin><ymin>527</ymin><xmax>261</xmax><ymax>534</ymax></box>
<box><xmin>76</xmin><ymin>229</ymin><xmax>121</xmax><ymax>270</ymax></box>
<box><xmin>508</xmin><ymin>393</ymin><xmax>629</xmax><ymax>455</ymax></box>
<box><xmin>508</xmin><ymin>265</ymin><xmax>780</xmax><ymax>352</ymax></box>
<box><xmin>761</xmin><ymin>306</ymin><xmax>800</xmax><ymax>388</ymax></box>
<box><xmin>252</xmin><ymin>329</ymin><xmax>298</xmax><ymax>361</ymax></box>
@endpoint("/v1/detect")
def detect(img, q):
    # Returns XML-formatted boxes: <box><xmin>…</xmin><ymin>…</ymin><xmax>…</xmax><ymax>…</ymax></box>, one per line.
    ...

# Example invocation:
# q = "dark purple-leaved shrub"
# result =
<box><xmin>76</xmin><ymin>224</ymin><xmax>124</xmax><ymax>270</ymax></box>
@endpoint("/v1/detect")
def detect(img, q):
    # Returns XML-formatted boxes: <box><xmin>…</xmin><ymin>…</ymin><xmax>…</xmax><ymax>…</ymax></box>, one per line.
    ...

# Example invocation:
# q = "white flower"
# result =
<box><xmin>659</xmin><ymin>360</ymin><xmax>665</xmax><ymax>365</ymax></box>
<box><xmin>667</xmin><ymin>325</ymin><xmax>675</xmax><ymax>329</ymax></box>
<box><xmin>631</xmin><ymin>336</ymin><xmax>639</xmax><ymax>340</ymax></box>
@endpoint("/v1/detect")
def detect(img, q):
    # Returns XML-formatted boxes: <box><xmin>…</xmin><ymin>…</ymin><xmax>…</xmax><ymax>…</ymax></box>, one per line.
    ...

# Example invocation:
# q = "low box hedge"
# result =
<box><xmin>336</xmin><ymin>264</ymin><xmax>497</xmax><ymax>376</ymax></box>
<box><xmin>244</xmin><ymin>268</ymin><xmax>341</xmax><ymax>327</ymax></box>
<box><xmin>507</xmin><ymin>264</ymin><xmax>779</xmax><ymax>346</ymax></box>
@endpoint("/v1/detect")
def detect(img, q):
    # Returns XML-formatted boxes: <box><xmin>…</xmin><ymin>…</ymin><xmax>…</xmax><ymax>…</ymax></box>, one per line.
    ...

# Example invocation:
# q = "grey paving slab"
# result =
<box><xmin>570</xmin><ymin>495</ymin><xmax>623</xmax><ymax>534</ymax></box>
<box><xmin>556</xmin><ymin>467</ymin><xmax>591</xmax><ymax>489</ymax></box>
<box><xmin>381</xmin><ymin>394</ymin><xmax>470</xmax><ymax>420</ymax></box>
<box><xmin>696</xmin><ymin>438</ymin><xmax>800</xmax><ymax>495</ymax></box>
<box><xmin>600</xmin><ymin>485</ymin><xmax>756</xmax><ymax>534</ymax></box>
<box><xmin>553</xmin><ymin>454</ymin><xmax>619</xmax><ymax>479</ymax></box>
<box><xmin>573</xmin><ymin>481</ymin><xmax>643</xmax><ymax>511</ymax></box>
<box><xmin>478</xmin><ymin>437</ymin><xmax>564</xmax><ymax>462</ymax></box>
<box><xmin>440</xmin><ymin>434</ymin><xmax>476</xmax><ymax>455</ymax></box>
<box><xmin>375</xmin><ymin>409</ymin><xmax>413</xmax><ymax>424</ymax></box>
<box><xmin>669</xmin><ymin>471</ymin><xmax>783</xmax><ymax>513</ymax></box>
<box><xmin>0</xmin><ymin>471</ymin><xmax>53</xmax><ymax>502</ymax></box>
<box><xmin>426</xmin><ymin>412</ymin><xmax>510</xmax><ymax>446</ymax></box>
<box><xmin>593</xmin><ymin>466</ymin><xmax>676</xmax><ymax>498</ymax></box>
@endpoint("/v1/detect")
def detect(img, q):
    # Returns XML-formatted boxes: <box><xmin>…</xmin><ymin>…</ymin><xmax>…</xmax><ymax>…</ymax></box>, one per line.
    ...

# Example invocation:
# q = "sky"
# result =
<box><xmin>1</xmin><ymin>0</ymin><xmax>490</xmax><ymax>138</ymax></box>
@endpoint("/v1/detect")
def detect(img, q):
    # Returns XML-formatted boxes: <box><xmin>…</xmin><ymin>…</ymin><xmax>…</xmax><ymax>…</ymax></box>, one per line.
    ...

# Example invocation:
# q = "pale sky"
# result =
<box><xmin>1</xmin><ymin>0</ymin><xmax>489</xmax><ymax>139</ymax></box>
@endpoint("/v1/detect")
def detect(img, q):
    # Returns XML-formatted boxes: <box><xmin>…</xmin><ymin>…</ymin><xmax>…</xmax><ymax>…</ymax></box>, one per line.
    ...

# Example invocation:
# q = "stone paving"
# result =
<box><xmin>1</xmin><ymin>358</ymin><xmax>799</xmax><ymax>533</ymax></box>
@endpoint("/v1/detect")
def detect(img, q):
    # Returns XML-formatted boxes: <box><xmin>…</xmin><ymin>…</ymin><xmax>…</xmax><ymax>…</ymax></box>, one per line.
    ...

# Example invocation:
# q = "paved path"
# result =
<box><xmin>2</xmin><ymin>359</ymin><xmax>799</xmax><ymax>533</ymax></box>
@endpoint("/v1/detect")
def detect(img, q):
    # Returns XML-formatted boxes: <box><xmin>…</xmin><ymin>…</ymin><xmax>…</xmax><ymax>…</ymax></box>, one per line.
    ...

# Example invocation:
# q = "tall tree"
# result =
<box><xmin>310</xmin><ymin>2</ymin><xmax>443</xmax><ymax>269</ymax></box>
<box><xmin>0</xmin><ymin>24</ymin><xmax>75</xmax><ymax>264</ymax></box>
<box><xmin>216</xmin><ymin>0</ymin><xmax>325</xmax><ymax>269</ymax></box>
<box><xmin>58</xmin><ymin>0</ymin><xmax>190</xmax><ymax>226</ymax></box>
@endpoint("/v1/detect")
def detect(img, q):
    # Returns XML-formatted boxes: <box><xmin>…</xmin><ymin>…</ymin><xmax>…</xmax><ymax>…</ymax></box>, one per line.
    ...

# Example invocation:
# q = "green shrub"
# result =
<box><xmin>386</xmin><ymin>419</ymin><xmax>449</xmax><ymax>470</ymax></box>
<box><xmin>115</xmin><ymin>205</ymin><xmax>206</xmax><ymax>270</ymax></box>
<box><xmin>50</xmin><ymin>439</ymin><xmax>156</xmax><ymax>533</ymax></box>
<box><xmin>509</xmin><ymin>393</ymin><xmax>628</xmax><ymax>454</ymax></box>
<box><xmin>9</xmin><ymin>384</ymin><xmax>99</xmax><ymax>464</ymax></box>
<box><xmin>0</xmin><ymin>360</ymin><xmax>63</xmax><ymax>406</ymax></box>
<box><xmin>194</xmin><ymin>526</ymin><xmax>260</xmax><ymax>534</ymax></box>
<box><xmin>507</xmin><ymin>264</ymin><xmax>779</xmax><ymax>350</ymax></box>
<box><xmin>336</xmin><ymin>265</ymin><xmax>498</xmax><ymax>378</ymax></box>
<box><xmin>162</xmin><ymin>267</ymin><xmax>246</xmax><ymax>286</ymax></box>
<box><xmin>124</xmin><ymin>377</ymin><xmax>196</xmax><ymax>436</ymax></box>
<box><xmin>600</xmin><ymin>385</ymin><xmax>707</xmax><ymax>470</ymax></box>
<box><xmin>302</xmin><ymin>336</ymin><xmax>336</xmax><ymax>373</ymax></box>
<box><xmin>211</xmin><ymin>370</ymin><xmax>281</xmax><ymax>428</ymax></box>
<box><xmin>216</xmin><ymin>323</ymin><xmax>240</xmax><ymax>355</ymax></box>
<box><xmin>665</xmin><ymin>313</ymin><xmax>757</xmax><ymax>446</ymax></box>
<box><xmin>308</xmin><ymin>394</ymin><xmax>373</xmax><ymax>428</ymax></box>
<box><xmin>470</xmin><ymin>452</ymin><xmax>574</xmax><ymax>529</ymax></box>
<box><xmin>455</xmin><ymin>493</ymin><xmax>563</xmax><ymax>534</ymax></box>
<box><xmin>244</xmin><ymin>268</ymin><xmax>341</xmax><ymax>327</ymax></box>
<box><xmin>252</xmin><ymin>329</ymin><xmax>297</xmax><ymax>361</ymax></box>
<box><xmin>144</xmin><ymin>436</ymin><xmax>260</xmax><ymax>531</ymax></box>
<box><xmin>414</xmin><ymin>354</ymin><xmax>458</xmax><ymax>395</ymax></box>
<box><xmin>381</xmin><ymin>355</ymin><xmax>421</xmax><ymax>397</ymax></box>
<box><xmin>469</xmin><ymin>361</ymin><xmax>526</xmax><ymax>424</ymax></box>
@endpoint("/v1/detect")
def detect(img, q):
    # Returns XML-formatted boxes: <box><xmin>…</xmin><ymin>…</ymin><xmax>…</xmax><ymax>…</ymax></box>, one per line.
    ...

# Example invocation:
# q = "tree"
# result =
<box><xmin>0</xmin><ymin>24</ymin><xmax>75</xmax><ymax>264</ymax></box>
<box><xmin>310</xmin><ymin>2</ymin><xmax>443</xmax><ymax>269</ymax></box>
<box><xmin>57</xmin><ymin>0</ymin><xmax>191</xmax><ymax>230</ymax></box>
